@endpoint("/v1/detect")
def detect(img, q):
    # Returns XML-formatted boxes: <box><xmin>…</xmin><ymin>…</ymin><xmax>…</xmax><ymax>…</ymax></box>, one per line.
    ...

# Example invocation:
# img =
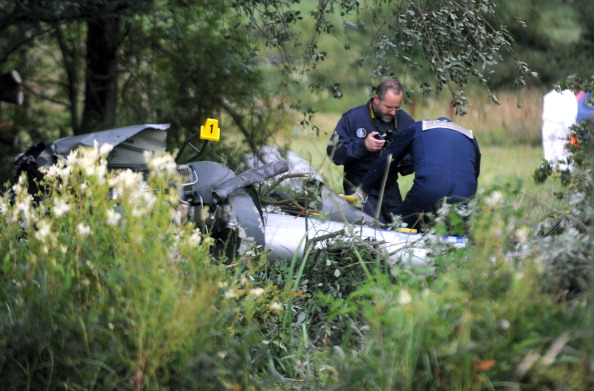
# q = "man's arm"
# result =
<box><xmin>474</xmin><ymin>140</ymin><xmax>481</xmax><ymax>179</ymax></box>
<box><xmin>326</xmin><ymin>114</ymin><xmax>373</xmax><ymax>165</ymax></box>
<box><xmin>393</xmin><ymin>110</ymin><xmax>416</xmax><ymax>175</ymax></box>
<box><xmin>361</xmin><ymin>123</ymin><xmax>416</xmax><ymax>194</ymax></box>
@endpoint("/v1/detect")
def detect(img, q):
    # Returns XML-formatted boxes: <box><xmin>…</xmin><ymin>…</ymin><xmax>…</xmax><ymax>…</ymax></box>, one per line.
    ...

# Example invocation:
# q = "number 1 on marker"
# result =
<box><xmin>200</xmin><ymin>118</ymin><xmax>220</xmax><ymax>141</ymax></box>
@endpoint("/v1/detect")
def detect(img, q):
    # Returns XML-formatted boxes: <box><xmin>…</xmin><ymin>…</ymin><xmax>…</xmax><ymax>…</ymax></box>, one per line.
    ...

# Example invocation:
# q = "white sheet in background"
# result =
<box><xmin>542</xmin><ymin>89</ymin><xmax>577</xmax><ymax>170</ymax></box>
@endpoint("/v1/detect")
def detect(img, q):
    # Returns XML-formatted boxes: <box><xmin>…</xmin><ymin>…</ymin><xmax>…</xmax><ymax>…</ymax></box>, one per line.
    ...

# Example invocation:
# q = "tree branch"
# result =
<box><xmin>519</xmin><ymin>191</ymin><xmax>589</xmax><ymax>232</ymax></box>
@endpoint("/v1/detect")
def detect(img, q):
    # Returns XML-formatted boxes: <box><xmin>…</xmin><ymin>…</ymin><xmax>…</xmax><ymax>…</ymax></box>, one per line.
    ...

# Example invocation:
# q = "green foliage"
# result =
<box><xmin>292</xmin><ymin>176</ymin><xmax>592</xmax><ymax>389</ymax></box>
<box><xmin>0</xmin><ymin>147</ymin><xmax>275</xmax><ymax>390</ymax></box>
<box><xmin>490</xmin><ymin>0</ymin><xmax>592</xmax><ymax>88</ymax></box>
<box><xmin>531</xmin><ymin>75</ymin><xmax>594</xmax><ymax>298</ymax></box>
<box><xmin>1</xmin><ymin>0</ymin><xmax>590</xmax><ymax>184</ymax></box>
<box><xmin>1</xmin><ymin>102</ymin><xmax>594</xmax><ymax>389</ymax></box>
<box><xmin>119</xmin><ymin>0</ymin><xmax>271</xmax><ymax>146</ymax></box>
<box><xmin>229</xmin><ymin>0</ymin><xmax>536</xmax><ymax>118</ymax></box>
<box><xmin>323</xmin><ymin>255</ymin><xmax>587</xmax><ymax>390</ymax></box>
<box><xmin>254</xmin><ymin>86</ymin><xmax>594</xmax><ymax>387</ymax></box>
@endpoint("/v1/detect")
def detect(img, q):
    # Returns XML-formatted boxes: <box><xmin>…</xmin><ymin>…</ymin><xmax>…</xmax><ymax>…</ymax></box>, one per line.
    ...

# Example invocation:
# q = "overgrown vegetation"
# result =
<box><xmin>532</xmin><ymin>75</ymin><xmax>594</xmax><ymax>299</ymax></box>
<box><xmin>2</xmin><ymin>0</ymin><xmax>594</xmax><ymax>389</ymax></box>
<box><xmin>1</xmin><ymin>76</ymin><xmax>593</xmax><ymax>389</ymax></box>
<box><xmin>0</xmin><ymin>147</ymin><xmax>278</xmax><ymax>389</ymax></box>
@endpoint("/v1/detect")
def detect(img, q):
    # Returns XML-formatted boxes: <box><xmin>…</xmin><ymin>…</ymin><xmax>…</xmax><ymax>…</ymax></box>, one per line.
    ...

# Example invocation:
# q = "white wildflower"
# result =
<box><xmin>60</xmin><ymin>245</ymin><xmax>68</xmax><ymax>254</ymax></box>
<box><xmin>95</xmin><ymin>163</ymin><xmax>107</xmax><ymax>181</ymax></box>
<box><xmin>249</xmin><ymin>287</ymin><xmax>265</xmax><ymax>298</ymax></box>
<box><xmin>224</xmin><ymin>289</ymin><xmax>237</xmax><ymax>299</ymax></box>
<box><xmin>146</xmin><ymin>151</ymin><xmax>178</xmax><ymax>176</ymax></box>
<box><xmin>34</xmin><ymin>220</ymin><xmax>52</xmax><ymax>242</ymax></box>
<box><xmin>0</xmin><ymin>197</ymin><xmax>8</xmax><ymax>215</ymax></box>
<box><xmin>12</xmin><ymin>177</ymin><xmax>25</xmax><ymax>194</ymax></box>
<box><xmin>76</xmin><ymin>223</ymin><xmax>92</xmax><ymax>237</ymax></box>
<box><xmin>187</xmin><ymin>229</ymin><xmax>201</xmax><ymax>247</ymax></box>
<box><xmin>514</xmin><ymin>226</ymin><xmax>531</xmax><ymax>244</ymax></box>
<box><xmin>53</xmin><ymin>199</ymin><xmax>71</xmax><ymax>218</ymax></box>
<box><xmin>43</xmin><ymin>162</ymin><xmax>72</xmax><ymax>179</ymax></box>
<box><xmin>67</xmin><ymin>142</ymin><xmax>110</xmax><ymax>181</ymax></box>
<box><xmin>269</xmin><ymin>301</ymin><xmax>282</xmax><ymax>312</ymax></box>
<box><xmin>398</xmin><ymin>289</ymin><xmax>412</xmax><ymax>305</ymax></box>
<box><xmin>106</xmin><ymin>209</ymin><xmax>122</xmax><ymax>226</ymax></box>
<box><xmin>500</xmin><ymin>319</ymin><xmax>511</xmax><ymax>330</ymax></box>
<box><xmin>131</xmin><ymin>200</ymin><xmax>153</xmax><ymax>218</ymax></box>
<box><xmin>126</xmin><ymin>182</ymin><xmax>157</xmax><ymax>217</ymax></box>
<box><xmin>141</xmin><ymin>191</ymin><xmax>157</xmax><ymax>208</ymax></box>
<box><xmin>99</xmin><ymin>142</ymin><xmax>114</xmax><ymax>157</ymax></box>
<box><xmin>11</xmin><ymin>195</ymin><xmax>33</xmax><ymax>223</ymax></box>
<box><xmin>67</xmin><ymin>149</ymin><xmax>91</xmax><ymax>173</ymax></box>
<box><xmin>109</xmin><ymin>170</ymin><xmax>143</xmax><ymax>196</ymax></box>
<box><xmin>485</xmin><ymin>191</ymin><xmax>504</xmax><ymax>208</ymax></box>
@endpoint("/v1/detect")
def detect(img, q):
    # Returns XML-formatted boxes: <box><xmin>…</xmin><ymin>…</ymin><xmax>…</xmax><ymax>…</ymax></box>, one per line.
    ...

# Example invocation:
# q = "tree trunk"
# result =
<box><xmin>80</xmin><ymin>17</ymin><xmax>121</xmax><ymax>134</ymax></box>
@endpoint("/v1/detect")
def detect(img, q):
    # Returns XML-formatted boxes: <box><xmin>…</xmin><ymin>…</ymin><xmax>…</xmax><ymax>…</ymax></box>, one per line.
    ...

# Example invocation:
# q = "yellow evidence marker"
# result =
<box><xmin>200</xmin><ymin>118</ymin><xmax>220</xmax><ymax>141</ymax></box>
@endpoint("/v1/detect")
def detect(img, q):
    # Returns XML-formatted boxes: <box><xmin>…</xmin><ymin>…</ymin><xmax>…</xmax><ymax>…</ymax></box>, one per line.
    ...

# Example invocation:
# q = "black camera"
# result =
<box><xmin>373</xmin><ymin>132</ymin><xmax>387</xmax><ymax>140</ymax></box>
<box><xmin>374</xmin><ymin>130</ymin><xmax>396</xmax><ymax>146</ymax></box>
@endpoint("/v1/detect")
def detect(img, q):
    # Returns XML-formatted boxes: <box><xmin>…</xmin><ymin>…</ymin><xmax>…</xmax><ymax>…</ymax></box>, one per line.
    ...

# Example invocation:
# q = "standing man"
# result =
<box><xmin>360</xmin><ymin>118</ymin><xmax>481</xmax><ymax>231</ymax></box>
<box><xmin>326</xmin><ymin>78</ymin><xmax>415</xmax><ymax>223</ymax></box>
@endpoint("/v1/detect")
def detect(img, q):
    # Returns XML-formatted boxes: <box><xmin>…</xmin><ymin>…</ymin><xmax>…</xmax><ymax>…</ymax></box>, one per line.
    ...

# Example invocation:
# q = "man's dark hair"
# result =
<box><xmin>375</xmin><ymin>78</ymin><xmax>403</xmax><ymax>100</ymax></box>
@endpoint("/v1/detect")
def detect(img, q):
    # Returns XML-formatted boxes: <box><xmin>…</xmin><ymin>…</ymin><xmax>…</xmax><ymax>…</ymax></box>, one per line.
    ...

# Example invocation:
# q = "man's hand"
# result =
<box><xmin>365</xmin><ymin>131</ymin><xmax>386</xmax><ymax>152</ymax></box>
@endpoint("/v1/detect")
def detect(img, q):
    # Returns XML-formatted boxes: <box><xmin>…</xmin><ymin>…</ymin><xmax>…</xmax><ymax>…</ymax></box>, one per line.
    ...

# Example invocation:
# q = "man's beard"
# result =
<box><xmin>377</xmin><ymin>108</ymin><xmax>393</xmax><ymax>123</ymax></box>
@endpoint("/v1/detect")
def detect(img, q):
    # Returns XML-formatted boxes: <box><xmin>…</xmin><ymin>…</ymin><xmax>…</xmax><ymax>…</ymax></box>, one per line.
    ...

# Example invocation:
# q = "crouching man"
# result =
<box><xmin>359</xmin><ymin>117</ymin><xmax>481</xmax><ymax>231</ymax></box>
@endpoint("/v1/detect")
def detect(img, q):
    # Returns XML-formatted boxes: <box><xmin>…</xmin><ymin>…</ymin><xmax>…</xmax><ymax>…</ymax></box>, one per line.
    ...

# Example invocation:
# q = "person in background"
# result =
<box><xmin>359</xmin><ymin>117</ymin><xmax>481</xmax><ymax>231</ymax></box>
<box><xmin>326</xmin><ymin>78</ymin><xmax>415</xmax><ymax>223</ymax></box>
<box><xmin>576</xmin><ymin>91</ymin><xmax>594</xmax><ymax>123</ymax></box>
<box><xmin>541</xmin><ymin>88</ymin><xmax>578</xmax><ymax>171</ymax></box>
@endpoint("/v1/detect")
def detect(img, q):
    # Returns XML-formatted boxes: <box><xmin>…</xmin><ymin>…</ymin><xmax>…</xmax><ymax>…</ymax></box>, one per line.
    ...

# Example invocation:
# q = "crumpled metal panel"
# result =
<box><xmin>51</xmin><ymin>124</ymin><xmax>170</xmax><ymax>170</ymax></box>
<box><xmin>51</xmin><ymin>123</ymin><xmax>170</xmax><ymax>154</ymax></box>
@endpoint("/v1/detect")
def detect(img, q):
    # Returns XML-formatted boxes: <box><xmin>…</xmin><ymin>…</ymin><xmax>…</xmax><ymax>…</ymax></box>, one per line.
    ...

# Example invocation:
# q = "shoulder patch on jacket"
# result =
<box><xmin>422</xmin><ymin>120</ymin><xmax>474</xmax><ymax>139</ymax></box>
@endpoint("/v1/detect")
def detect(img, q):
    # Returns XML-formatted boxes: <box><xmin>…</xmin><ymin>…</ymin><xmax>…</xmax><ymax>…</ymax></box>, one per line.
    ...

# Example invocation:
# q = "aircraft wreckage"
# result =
<box><xmin>12</xmin><ymin>122</ymin><xmax>466</xmax><ymax>267</ymax></box>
